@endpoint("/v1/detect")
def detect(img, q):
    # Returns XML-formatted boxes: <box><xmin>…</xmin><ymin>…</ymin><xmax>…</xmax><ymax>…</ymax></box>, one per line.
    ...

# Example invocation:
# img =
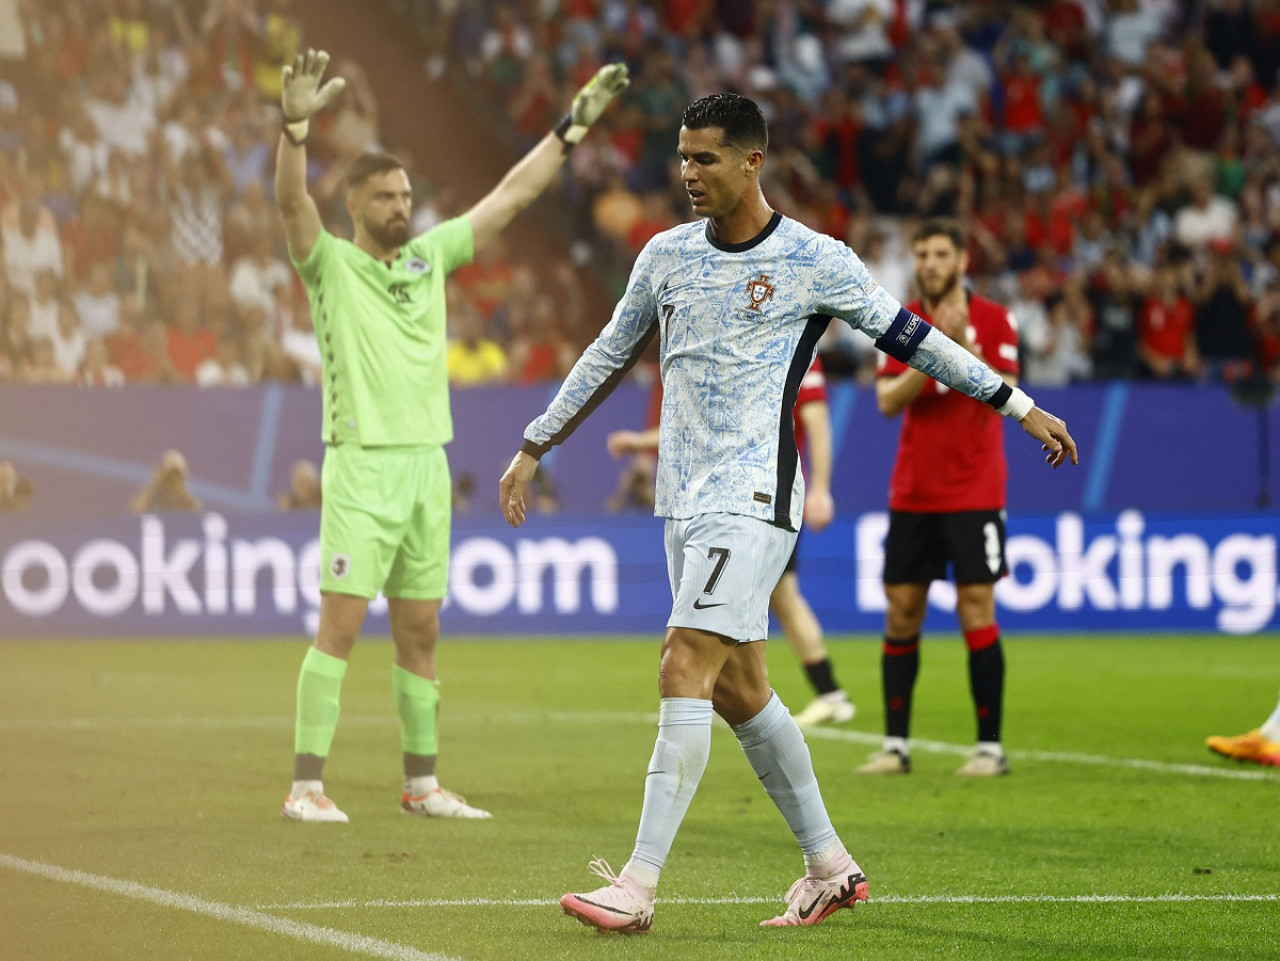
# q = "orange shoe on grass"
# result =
<box><xmin>1206</xmin><ymin>729</ymin><xmax>1280</xmax><ymax>767</ymax></box>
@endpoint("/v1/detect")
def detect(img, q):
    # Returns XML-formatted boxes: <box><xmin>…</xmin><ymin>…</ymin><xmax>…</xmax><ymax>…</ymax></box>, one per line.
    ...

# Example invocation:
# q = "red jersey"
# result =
<box><xmin>794</xmin><ymin>354</ymin><xmax>828</xmax><ymax>464</ymax></box>
<box><xmin>1139</xmin><ymin>295</ymin><xmax>1194</xmax><ymax>361</ymax></box>
<box><xmin>878</xmin><ymin>294</ymin><xmax>1019</xmax><ymax>512</ymax></box>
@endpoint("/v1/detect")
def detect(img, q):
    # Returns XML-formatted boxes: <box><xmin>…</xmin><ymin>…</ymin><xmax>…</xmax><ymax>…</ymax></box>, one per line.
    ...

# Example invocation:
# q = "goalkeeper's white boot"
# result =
<box><xmin>560</xmin><ymin>859</ymin><xmax>654</xmax><ymax>934</ymax></box>
<box><xmin>282</xmin><ymin>787</ymin><xmax>348</xmax><ymax>823</ymax></box>
<box><xmin>401</xmin><ymin>787</ymin><xmax>492</xmax><ymax>819</ymax></box>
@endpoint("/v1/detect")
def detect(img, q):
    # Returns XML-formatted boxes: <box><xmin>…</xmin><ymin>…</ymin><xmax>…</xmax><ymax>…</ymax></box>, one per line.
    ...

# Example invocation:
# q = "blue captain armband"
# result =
<box><xmin>874</xmin><ymin>307</ymin><xmax>932</xmax><ymax>362</ymax></box>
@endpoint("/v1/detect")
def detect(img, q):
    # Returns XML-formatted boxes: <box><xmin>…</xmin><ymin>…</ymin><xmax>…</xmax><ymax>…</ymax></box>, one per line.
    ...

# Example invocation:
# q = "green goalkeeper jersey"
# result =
<box><xmin>291</xmin><ymin>216</ymin><xmax>474</xmax><ymax>447</ymax></box>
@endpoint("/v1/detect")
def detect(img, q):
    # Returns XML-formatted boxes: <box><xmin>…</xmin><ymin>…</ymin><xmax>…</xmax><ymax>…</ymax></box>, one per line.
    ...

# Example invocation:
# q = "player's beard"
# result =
<box><xmin>917</xmin><ymin>266</ymin><xmax>961</xmax><ymax>306</ymax></box>
<box><xmin>366</xmin><ymin>216</ymin><xmax>411</xmax><ymax>251</ymax></box>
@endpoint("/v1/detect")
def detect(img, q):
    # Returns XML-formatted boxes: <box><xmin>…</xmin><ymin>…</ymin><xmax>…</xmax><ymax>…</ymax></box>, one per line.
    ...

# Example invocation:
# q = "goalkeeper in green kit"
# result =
<box><xmin>276</xmin><ymin>49</ymin><xmax>628</xmax><ymax>822</ymax></box>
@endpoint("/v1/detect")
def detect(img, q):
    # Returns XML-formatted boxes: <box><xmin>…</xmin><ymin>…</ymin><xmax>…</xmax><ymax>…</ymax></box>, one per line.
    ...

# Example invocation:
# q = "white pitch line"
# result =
<box><xmin>4</xmin><ymin>710</ymin><xmax>1278</xmax><ymax>782</ymax></box>
<box><xmin>0</xmin><ymin>853</ymin><xmax>460</xmax><ymax>961</ymax></box>
<box><xmin>256</xmin><ymin>892</ymin><xmax>1280</xmax><ymax>911</ymax></box>
<box><xmin>800</xmin><ymin>726</ymin><xmax>1280</xmax><ymax>782</ymax></box>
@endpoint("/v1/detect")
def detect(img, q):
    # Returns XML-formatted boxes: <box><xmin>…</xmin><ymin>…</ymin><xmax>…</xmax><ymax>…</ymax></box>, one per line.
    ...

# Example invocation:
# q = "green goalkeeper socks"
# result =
<box><xmin>294</xmin><ymin>647</ymin><xmax>347</xmax><ymax>758</ymax></box>
<box><xmin>393</xmin><ymin>665</ymin><xmax>440</xmax><ymax>757</ymax></box>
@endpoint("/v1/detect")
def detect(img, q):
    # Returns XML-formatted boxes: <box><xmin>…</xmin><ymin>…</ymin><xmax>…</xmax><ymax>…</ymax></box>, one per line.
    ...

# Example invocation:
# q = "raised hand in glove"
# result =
<box><xmin>281</xmin><ymin>49</ymin><xmax>347</xmax><ymax>145</ymax></box>
<box><xmin>557</xmin><ymin>63</ymin><xmax>630</xmax><ymax>147</ymax></box>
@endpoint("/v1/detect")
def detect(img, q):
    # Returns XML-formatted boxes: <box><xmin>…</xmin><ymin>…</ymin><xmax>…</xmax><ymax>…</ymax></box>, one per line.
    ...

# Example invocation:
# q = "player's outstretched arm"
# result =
<box><xmin>275</xmin><ymin>49</ymin><xmax>346</xmax><ymax>261</ymax></box>
<box><xmin>467</xmin><ymin>63</ymin><xmax>628</xmax><ymax>251</ymax></box>
<box><xmin>499</xmin><ymin>450</ymin><xmax>540</xmax><ymax>528</ymax></box>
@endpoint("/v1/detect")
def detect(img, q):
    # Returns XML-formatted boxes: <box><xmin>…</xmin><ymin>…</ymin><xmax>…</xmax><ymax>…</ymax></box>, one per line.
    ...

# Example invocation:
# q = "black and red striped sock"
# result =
<box><xmin>882</xmin><ymin>634</ymin><xmax>920</xmax><ymax>740</ymax></box>
<box><xmin>965</xmin><ymin>624</ymin><xmax>1005</xmax><ymax>744</ymax></box>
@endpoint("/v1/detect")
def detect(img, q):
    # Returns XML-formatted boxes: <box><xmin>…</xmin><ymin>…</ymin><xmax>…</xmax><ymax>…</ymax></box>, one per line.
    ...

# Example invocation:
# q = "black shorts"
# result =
<box><xmin>782</xmin><ymin>536</ymin><xmax>800</xmax><ymax>575</ymax></box>
<box><xmin>882</xmin><ymin>509</ymin><xmax>1007</xmax><ymax>585</ymax></box>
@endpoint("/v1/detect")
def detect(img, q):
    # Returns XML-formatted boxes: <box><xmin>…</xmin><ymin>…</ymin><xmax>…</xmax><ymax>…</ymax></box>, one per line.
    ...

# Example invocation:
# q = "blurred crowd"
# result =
<box><xmin>398</xmin><ymin>0</ymin><xmax>1280</xmax><ymax>387</ymax></box>
<box><xmin>4</xmin><ymin>0</ymin><xmax>1280</xmax><ymax>390</ymax></box>
<box><xmin>0</xmin><ymin>0</ymin><xmax>593</xmax><ymax>390</ymax></box>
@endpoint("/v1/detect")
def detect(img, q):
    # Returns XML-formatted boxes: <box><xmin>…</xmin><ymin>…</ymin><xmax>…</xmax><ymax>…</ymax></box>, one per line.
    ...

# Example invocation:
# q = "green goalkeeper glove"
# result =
<box><xmin>555</xmin><ymin>62</ymin><xmax>630</xmax><ymax>148</ymax></box>
<box><xmin>281</xmin><ymin>48</ymin><xmax>347</xmax><ymax>145</ymax></box>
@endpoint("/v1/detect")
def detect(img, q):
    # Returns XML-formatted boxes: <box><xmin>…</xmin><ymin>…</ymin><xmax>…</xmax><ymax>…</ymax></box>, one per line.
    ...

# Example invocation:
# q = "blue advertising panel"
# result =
<box><xmin>2</xmin><ymin>510</ymin><xmax>1276</xmax><ymax>638</ymax></box>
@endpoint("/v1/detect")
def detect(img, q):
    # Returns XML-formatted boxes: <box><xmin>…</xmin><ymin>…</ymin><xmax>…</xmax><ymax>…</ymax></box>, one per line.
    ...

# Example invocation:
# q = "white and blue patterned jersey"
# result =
<box><xmin>522</xmin><ymin>213</ymin><xmax>1010</xmax><ymax>529</ymax></box>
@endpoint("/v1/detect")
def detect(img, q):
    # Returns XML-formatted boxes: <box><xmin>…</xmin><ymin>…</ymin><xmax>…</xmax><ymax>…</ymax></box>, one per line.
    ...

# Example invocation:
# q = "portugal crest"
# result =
<box><xmin>745</xmin><ymin>273</ymin><xmax>775</xmax><ymax>312</ymax></box>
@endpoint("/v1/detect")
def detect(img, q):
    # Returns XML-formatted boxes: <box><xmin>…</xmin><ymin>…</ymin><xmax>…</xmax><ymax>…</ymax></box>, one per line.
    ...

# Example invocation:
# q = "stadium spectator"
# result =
<box><xmin>165</xmin><ymin>298</ymin><xmax>217</xmax><ymax>382</ymax></box>
<box><xmin>445</xmin><ymin>290</ymin><xmax>508</xmax><ymax>386</ymax></box>
<box><xmin>25</xmin><ymin>334</ymin><xmax>73</xmax><ymax>383</ymax></box>
<box><xmin>278</xmin><ymin>457</ymin><xmax>322</xmax><ymax>511</ymax></box>
<box><xmin>274</xmin><ymin>50</ymin><xmax>628</xmax><ymax>825</ymax></box>
<box><xmin>1138</xmin><ymin>263</ymin><xmax>1200</xmax><ymax>379</ymax></box>
<box><xmin>165</xmin><ymin>137</ymin><xmax>234</xmax><ymax>315</ymax></box>
<box><xmin>1190</xmin><ymin>241</ymin><xmax>1257</xmax><ymax>380</ymax></box>
<box><xmin>1019</xmin><ymin>271</ymin><xmax>1093</xmax><ymax>386</ymax></box>
<box><xmin>1207</xmin><ymin>692</ymin><xmax>1280</xmax><ymax>767</ymax></box>
<box><xmin>1174</xmin><ymin>177</ymin><xmax>1239</xmax><ymax>253</ymax></box>
<box><xmin>505</xmin><ymin>292</ymin><xmax>576</xmax><ymax>383</ymax></box>
<box><xmin>77</xmin><ymin>335</ymin><xmax>125</xmax><ymax>387</ymax></box>
<box><xmin>0</xmin><ymin>293</ymin><xmax>33</xmax><ymax>380</ymax></box>
<box><xmin>48</xmin><ymin>291</ymin><xmax>86</xmax><ymax>375</ymax></box>
<box><xmin>72</xmin><ymin>261</ymin><xmax>122</xmax><ymax>341</ymax></box>
<box><xmin>195</xmin><ymin>331</ymin><xmax>251</xmax><ymax>386</ymax></box>
<box><xmin>860</xmin><ymin>218</ymin><xmax>1021</xmax><ymax>778</ymax></box>
<box><xmin>1087</xmin><ymin>253</ymin><xmax>1142</xmax><ymax>380</ymax></box>
<box><xmin>501</xmin><ymin>93</ymin><xmax>1075</xmax><ymax>933</ymax></box>
<box><xmin>228</xmin><ymin>231</ymin><xmax>291</xmax><ymax>322</ymax></box>
<box><xmin>277</xmin><ymin>293</ymin><xmax>322</xmax><ymax>386</ymax></box>
<box><xmin>26</xmin><ymin>267</ymin><xmax>61</xmax><ymax>341</ymax></box>
<box><xmin>131</xmin><ymin>448</ymin><xmax>201</xmax><ymax>512</ymax></box>
<box><xmin>0</xmin><ymin>459</ymin><xmax>33</xmax><ymax>511</ymax></box>
<box><xmin>2</xmin><ymin>197</ymin><xmax>62</xmax><ymax>296</ymax></box>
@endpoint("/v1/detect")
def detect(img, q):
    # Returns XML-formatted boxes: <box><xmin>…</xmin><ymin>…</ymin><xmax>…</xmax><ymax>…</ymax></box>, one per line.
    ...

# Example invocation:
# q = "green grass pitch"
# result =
<box><xmin>1</xmin><ymin>634</ymin><xmax>1278</xmax><ymax>960</ymax></box>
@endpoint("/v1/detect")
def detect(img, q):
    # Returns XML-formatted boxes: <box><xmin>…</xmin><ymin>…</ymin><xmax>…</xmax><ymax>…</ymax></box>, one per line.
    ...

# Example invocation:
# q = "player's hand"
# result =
<box><xmin>499</xmin><ymin>450</ymin><xmax>539</xmax><ymax>527</ymax></box>
<box><xmin>933</xmin><ymin>301</ymin><xmax>976</xmax><ymax>353</ymax></box>
<box><xmin>562</xmin><ymin>63</ymin><xmax>629</xmax><ymax>143</ymax></box>
<box><xmin>1019</xmin><ymin>406</ymin><xmax>1078</xmax><ymax>468</ymax></box>
<box><xmin>803</xmin><ymin>488</ymin><xmax>835</xmax><ymax>532</ymax></box>
<box><xmin>282</xmin><ymin>49</ymin><xmax>346</xmax><ymax>124</ymax></box>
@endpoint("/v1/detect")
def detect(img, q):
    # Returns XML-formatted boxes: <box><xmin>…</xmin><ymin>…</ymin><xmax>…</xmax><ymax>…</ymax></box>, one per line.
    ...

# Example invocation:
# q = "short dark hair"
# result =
<box><xmin>346</xmin><ymin>152</ymin><xmax>406</xmax><ymax>190</ymax></box>
<box><xmin>911</xmin><ymin>218</ymin><xmax>965</xmax><ymax>250</ymax></box>
<box><xmin>681</xmin><ymin>93</ymin><xmax>768</xmax><ymax>153</ymax></box>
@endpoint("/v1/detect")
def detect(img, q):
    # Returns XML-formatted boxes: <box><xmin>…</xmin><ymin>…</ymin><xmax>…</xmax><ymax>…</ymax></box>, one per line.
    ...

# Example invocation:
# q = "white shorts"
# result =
<box><xmin>665</xmin><ymin>512</ymin><xmax>797</xmax><ymax>642</ymax></box>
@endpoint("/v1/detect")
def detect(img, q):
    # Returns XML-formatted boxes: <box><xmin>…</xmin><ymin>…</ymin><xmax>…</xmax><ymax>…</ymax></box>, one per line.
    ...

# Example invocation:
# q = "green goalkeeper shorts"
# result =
<box><xmin>318</xmin><ymin>444</ymin><xmax>452</xmax><ymax>600</ymax></box>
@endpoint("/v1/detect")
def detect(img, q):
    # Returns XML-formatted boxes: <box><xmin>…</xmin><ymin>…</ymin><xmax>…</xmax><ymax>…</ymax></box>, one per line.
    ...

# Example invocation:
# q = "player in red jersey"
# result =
<box><xmin>859</xmin><ymin>219</ymin><xmax>1020</xmax><ymax>777</ymax></box>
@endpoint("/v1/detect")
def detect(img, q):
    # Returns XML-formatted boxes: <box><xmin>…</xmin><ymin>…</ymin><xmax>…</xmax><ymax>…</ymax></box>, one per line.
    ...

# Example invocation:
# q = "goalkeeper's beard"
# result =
<box><xmin>365</xmin><ymin>216</ymin><xmax>411</xmax><ymax>251</ymax></box>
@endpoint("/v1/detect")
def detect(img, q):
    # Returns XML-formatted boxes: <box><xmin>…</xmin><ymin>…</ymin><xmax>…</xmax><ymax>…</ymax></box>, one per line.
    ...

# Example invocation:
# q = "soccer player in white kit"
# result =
<box><xmin>499</xmin><ymin>93</ymin><xmax>1077</xmax><ymax>933</ymax></box>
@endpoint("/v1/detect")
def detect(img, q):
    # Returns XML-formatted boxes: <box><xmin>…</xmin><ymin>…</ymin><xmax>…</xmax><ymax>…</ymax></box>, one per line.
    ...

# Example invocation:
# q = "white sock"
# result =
<box><xmin>822</xmin><ymin>690</ymin><xmax>849</xmax><ymax>704</ymax></box>
<box><xmin>976</xmin><ymin>740</ymin><xmax>1004</xmax><ymax>758</ymax></box>
<box><xmin>883</xmin><ymin>736</ymin><xmax>908</xmax><ymax>756</ymax></box>
<box><xmin>291</xmin><ymin>779</ymin><xmax>323</xmax><ymax>798</ymax></box>
<box><xmin>733</xmin><ymin>692</ymin><xmax>839</xmax><ymax>862</ymax></box>
<box><xmin>405</xmin><ymin>775</ymin><xmax>439</xmax><ymax>796</ymax></box>
<box><xmin>1261</xmin><ymin>693</ymin><xmax>1280</xmax><ymax>742</ymax></box>
<box><xmin>625</xmin><ymin>697</ymin><xmax>713</xmax><ymax>884</ymax></box>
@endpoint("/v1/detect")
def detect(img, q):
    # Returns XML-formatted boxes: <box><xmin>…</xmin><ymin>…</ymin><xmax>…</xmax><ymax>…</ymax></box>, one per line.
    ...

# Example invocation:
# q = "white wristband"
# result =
<box><xmin>283</xmin><ymin>118</ymin><xmax>309</xmax><ymax>145</ymax></box>
<box><xmin>997</xmin><ymin>386</ymin><xmax>1035</xmax><ymax>421</ymax></box>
